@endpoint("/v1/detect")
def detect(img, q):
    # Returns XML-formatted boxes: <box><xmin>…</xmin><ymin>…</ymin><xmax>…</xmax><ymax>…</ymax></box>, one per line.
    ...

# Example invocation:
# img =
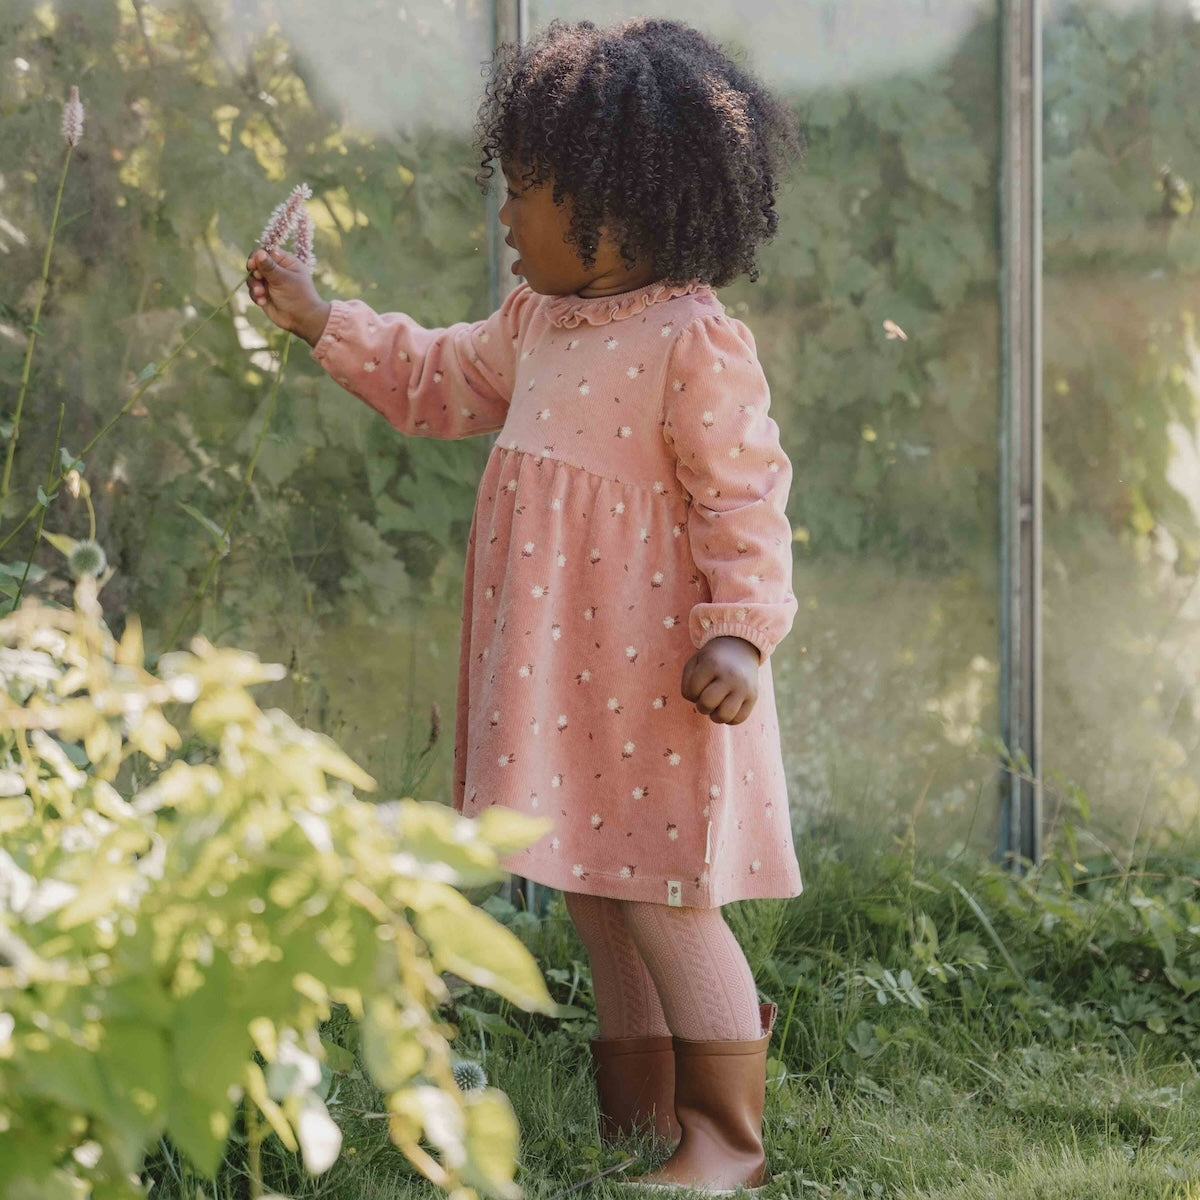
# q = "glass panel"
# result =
<box><xmin>0</xmin><ymin>1</ymin><xmax>493</xmax><ymax>801</ymax></box>
<box><xmin>525</xmin><ymin>0</ymin><xmax>1005</xmax><ymax>854</ymax></box>
<box><xmin>1042</xmin><ymin>1</ymin><xmax>1200</xmax><ymax>853</ymax></box>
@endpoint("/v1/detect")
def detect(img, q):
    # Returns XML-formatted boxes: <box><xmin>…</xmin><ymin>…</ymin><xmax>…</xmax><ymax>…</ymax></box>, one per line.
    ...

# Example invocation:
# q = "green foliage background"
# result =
<box><xmin>2</xmin><ymin>0</ymin><xmax>1199</xmax><ymax>861</ymax></box>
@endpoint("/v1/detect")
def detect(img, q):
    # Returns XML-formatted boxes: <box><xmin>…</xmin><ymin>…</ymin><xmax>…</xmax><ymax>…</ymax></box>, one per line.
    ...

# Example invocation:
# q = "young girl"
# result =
<box><xmin>246</xmin><ymin>18</ymin><xmax>802</xmax><ymax>1194</ymax></box>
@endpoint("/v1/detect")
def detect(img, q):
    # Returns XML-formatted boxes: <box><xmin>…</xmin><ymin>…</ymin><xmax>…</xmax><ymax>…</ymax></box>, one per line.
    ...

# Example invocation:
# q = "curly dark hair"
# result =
<box><xmin>474</xmin><ymin>19</ymin><xmax>802</xmax><ymax>288</ymax></box>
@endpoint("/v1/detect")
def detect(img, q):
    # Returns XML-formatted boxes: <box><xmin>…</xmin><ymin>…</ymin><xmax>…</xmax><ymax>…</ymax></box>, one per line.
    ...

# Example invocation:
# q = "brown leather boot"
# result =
<box><xmin>589</xmin><ymin>1033</ymin><xmax>682</xmax><ymax>1149</ymax></box>
<box><xmin>617</xmin><ymin>1002</ymin><xmax>777</xmax><ymax>1195</ymax></box>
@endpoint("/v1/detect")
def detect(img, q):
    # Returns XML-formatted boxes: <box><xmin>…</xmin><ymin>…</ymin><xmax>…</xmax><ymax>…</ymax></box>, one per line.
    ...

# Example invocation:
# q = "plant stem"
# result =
<box><xmin>163</xmin><ymin>335</ymin><xmax>291</xmax><ymax>650</ymax></box>
<box><xmin>0</xmin><ymin>280</ymin><xmax>244</xmax><ymax>554</ymax></box>
<box><xmin>12</xmin><ymin>404</ymin><xmax>65</xmax><ymax>609</ymax></box>
<box><xmin>1</xmin><ymin>147</ymin><xmax>73</xmax><ymax>516</ymax></box>
<box><xmin>245</xmin><ymin>1095</ymin><xmax>264</xmax><ymax>1199</ymax></box>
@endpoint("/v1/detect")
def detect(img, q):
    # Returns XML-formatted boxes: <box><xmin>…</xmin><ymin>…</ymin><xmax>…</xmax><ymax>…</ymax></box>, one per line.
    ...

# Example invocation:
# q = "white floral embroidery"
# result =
<box><xmin>607</xmin><ymin>697</ymin><xmax>622</xmax><ymax>712</ymax></box>
<box><xmin>667</xmin><ymin>824</ymin><xmax>679</xmax><ymax>840</ymax></box>
<box><xmin>702</xmin><ymin>411</ymin><xmax>714</xmax><ymax>427</ymax></box>
<box><xmin>551</xmin><ymin>496</ymin><xmax>562</xmax><ymax>510</ymax></box>
<box><xmin>652</xmin><ymin>481</ymin><xmax>667</xmax><ymax>494</ymax></box>
<box><xmin>661</xmin><ymin>323</ymin><xmax>674</xmax><ymax>338</ymax></box>
<box><xmin>552</xmin><ymin>774</ymin><xmax>564</xmax><ymax>788</ymax></box>
<box><xmin>556</xmin><ymin>552</ymin><xmax>567</xmax><ymax>567</ymax></box>
<box><xmin>485</xmin><ymin>585</ymin><xmax>495</xmax><ymax>598</ymax></box>
<box><xmin>632</xmin><ymin>786</ymin><xmax>647</xmax><ymax>799</ymax></box>
<box><xmin>591</xmin><ymin>813</ymin><xmax>602</xmax><ymax>828</ymax></box>
<box><xmin>518</xmin><ymin>664</ymin><xmax>533</xmax><ymax>677</ymax></box>
<box><xmin>750</xmin><ymin>859</ymin><xmax>762</xmax><ymax>874</ymax></box>
<box><xmin>433</xmin><ymin>370</ymin><xmax>444</xmax><ymax>382</ymax></box>
<box><xmin>498</xmin><ymin>753</ymin><xmax>512</xmax><ymax>767</ymax></box>
<box><xmin>767</xmin><ymin>460</ymin><xmax>780</xmax><ymax>472</ymax></box>
<box><xmin>712</xmin><ymin>357</ymin><xmax>725</xmax><ymax>373</ymax></box>
<box><xmin>625</xmin><ymin>646</ymin><xmax>638</xmax><ymax>660</ymax></box>
<box><xmin>666</xmin><ymin>750</ymin><xmax>681</xmax><ymax>766</ymax></box>
<box><xmin>743</xmin><ymin>769</ymin><xmax>756</xmax><ymax>783</ymax></box>
<box><xmin>531</xmin><ymin>584</ymin><xmax>548</xmax><ymax>598</ymax></box>
<box><xmin>572</xmin><ymin>864</ymin><xmax>585</xmax><ymax>877</ymax></box>
<box><xmin>622</xmin><ymin>741</ymin><xmax>635</xmax><ymax>757</ymax></box>
<box><xmin>531</xmin><ymin>792</ymin><xmax>540</xmax><ymax>808</ymax></box>
<box><xmin>522</xmin><ymin>540</ymin><xmax>535</xmax><ymax>554</ymax></box>
<box><xmin>605</xmin><ymin>336</ymin><xmax>619</xmax><ymax>350</ymax></box>
<box><xmin>735</xmin><ymin>608</ymin><xmax>747</xmax><ymax>621</ymax></box>
<box><xmin>578</xmin><ymin>379</ymin><xmax>590</xmax><ymax>395</ymax></box>
<box><xmin>618</xmin><ymin>425</ymin><xmax>632</xmax><ymax>438</ymax></box>
<box><xmin>362</xmin><ymin>361</ymin><xmax>376</xmax><ymax>373</ymax></box>
<box><xmin>619</xmin><ymin>865</ymin><xmax>632</xmax><ymax>878</ymax></box>
<box><xmin>537</xmin><ymin>408</ymin><xmax>551</xmax><ymax>420</ymax></box>
<box><xmin>672</xmin><ymin>379</ymin><xmax>683</xmax><ymax>392</ymax></box>
<box><xmin>663</xmin><ymin>615</ymin><xmax>678</xmax><ymax>628</ymax></box>
<box><xmin>584</xmin><ymin>606</ymin><xmax>596</xmax><ymax>620</ymax></box>
<box><xmin>506</xmin><ymin>479</ymin><xmax>518</xmax><ymax>492</ymax></box>
<box><xmin>589</xmin><ymin>548</ymin><xmax>601</xmax><ymax>562</ymax></box>
<box><xmin>728</xmin><ymin>444</ymin><xmax>744</xmax><ymax>458</ymax></box>
<box><xmin>577</xmin><ymin>669</ymin><xmax>592</xmax><ymax>683</ymax></box>
<box><xmin>490</xmin><ymin>710</ymin><xmax>500</xmax><ymax>725</ymax></box>
<box><xmin>610</xmin><ymin>502</ymin><xmax>625</xmax><ymax>516</ymax></box>
<box><xmin>557</xmin><ymin>714</ymin><xmax>569</xmax><ymax>730</ymax></box>
<box><xmin>710</xmin><ymin>785</ymin><xmax>722</xmax><ymax>798</ymax></box>
<box><xmin>651</xmin><ymin>571</ymin><xmax>664</xmax><ymax>587</ymax></box>
<box><xmin>652</xmin><ymin>695</ymin><xmax>667</xmax><ymax>709</ymax></box>
<box><xmin>567</xmin><ymin>339</ymin><xmax>579</xmax><ymax>350</ymax></box>
<box><xmin>550</xmin><ymin>836</ymin><xmax>559</xmax><ymax>849</ymax></box>
<box><xmin>672</xmin><ymin>523</ymin><xmax>685</xmax><ymax>538</ymax></box>
<box><xmin>551</xmin><ymin>623</ymin><xmax>562</xmax><ymax>640</ymax></box>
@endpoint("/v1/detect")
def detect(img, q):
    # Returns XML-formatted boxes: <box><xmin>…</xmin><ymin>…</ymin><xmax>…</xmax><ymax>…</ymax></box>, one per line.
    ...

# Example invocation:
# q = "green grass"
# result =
<box><xmin>144</xmin><ymin>814</ymin><xmax>1200</xmax><ymax>1199</ymax></box>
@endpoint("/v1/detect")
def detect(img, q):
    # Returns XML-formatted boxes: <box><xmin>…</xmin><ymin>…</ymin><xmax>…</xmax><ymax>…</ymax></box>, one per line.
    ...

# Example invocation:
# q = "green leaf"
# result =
<box><xmin>177</xmin><ymin>501</ymin><xmax>229</xmax><ymax>550</ymax></box>
<box><xmin>461</xmin><ymin>1089</ymin><xmax>522</xmax><ymax>1200</ymax></box>
<box><xmin>413</xmin><ymin>898</ymin><xmax>554</xmax><ymax>1014</ymax></box>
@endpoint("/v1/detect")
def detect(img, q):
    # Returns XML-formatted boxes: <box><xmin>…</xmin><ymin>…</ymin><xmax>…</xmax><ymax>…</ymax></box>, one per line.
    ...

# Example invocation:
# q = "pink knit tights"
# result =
<box><xmin>563</xmin><ymin>892</ymin><xmax>762</xmax><ymax>1041</ymax></box>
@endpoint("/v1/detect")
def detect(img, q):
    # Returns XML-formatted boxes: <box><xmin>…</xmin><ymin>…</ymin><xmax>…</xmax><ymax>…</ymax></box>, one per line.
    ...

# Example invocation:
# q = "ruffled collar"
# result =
<box><xmin>542</xmin><ymin>278</ymin><xmax>713</xmax><ymax>328</ymax></box>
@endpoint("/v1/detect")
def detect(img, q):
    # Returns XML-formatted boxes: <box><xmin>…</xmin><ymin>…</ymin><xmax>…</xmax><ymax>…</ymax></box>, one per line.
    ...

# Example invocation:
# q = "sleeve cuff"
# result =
<box><xmin>310</xmin><ymin>300</ymin><xmax>349</xmax><ymax>365</ymax></box>
<box><xmin>695</xmin><ymin>621</ymin><xmax>778</xmax><ymax>662</ymax></box>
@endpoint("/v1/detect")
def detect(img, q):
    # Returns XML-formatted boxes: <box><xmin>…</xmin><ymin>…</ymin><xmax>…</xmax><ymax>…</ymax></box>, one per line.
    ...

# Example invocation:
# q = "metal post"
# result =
<box><xmin>488</xmin><ymin>0</ymin><xmax>541</xmax><ymax>913</ymax></box>
<box><xmin>997</xmin><ymin>0</ymin><xmax>1043</xmax><ymax>873</ymax></box>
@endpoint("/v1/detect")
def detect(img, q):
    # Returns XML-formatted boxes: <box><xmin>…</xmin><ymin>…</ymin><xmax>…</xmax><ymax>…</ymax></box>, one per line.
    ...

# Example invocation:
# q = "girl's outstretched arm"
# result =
<box><xmin>662</xmin><ymin>314</ymin><xmax>799</xmax><ymax>662</ymax></box>
<box><xmin>310</xmin><ymin>283</ymin><xmax>534</xmax><ymax>440</ymax></box>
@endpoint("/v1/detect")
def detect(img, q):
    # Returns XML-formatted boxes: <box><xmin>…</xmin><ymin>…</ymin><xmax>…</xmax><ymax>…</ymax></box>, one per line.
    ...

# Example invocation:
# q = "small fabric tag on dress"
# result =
<box><xmin>666</xmin><ymin>880</ymin><xmax>683</xmax><ymax>906</ymax></box>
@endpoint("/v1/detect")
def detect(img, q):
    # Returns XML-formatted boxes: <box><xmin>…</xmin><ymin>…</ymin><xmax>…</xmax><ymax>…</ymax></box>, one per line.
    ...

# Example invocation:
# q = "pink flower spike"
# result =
<box><xmin>61</xmin><ymin>85</ymin><xmax>84</xmax><ymax>148</ymax></box>
<box><xmin>258</xmin><ymin>182</ymin><xmax>312</xmax><ymax>253</ymax></box>
<box><xmin>295</xmin><ymin>210</ymin><xmax>316</xmax><ymax>267</ymax></box>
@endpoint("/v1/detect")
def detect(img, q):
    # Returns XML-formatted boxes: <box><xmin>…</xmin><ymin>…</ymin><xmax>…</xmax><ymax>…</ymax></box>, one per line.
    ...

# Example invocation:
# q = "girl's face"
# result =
<box><xmin>498</xmin><ymin>160</ymin><xmax>657</xmax><ymax>298</ymax></box>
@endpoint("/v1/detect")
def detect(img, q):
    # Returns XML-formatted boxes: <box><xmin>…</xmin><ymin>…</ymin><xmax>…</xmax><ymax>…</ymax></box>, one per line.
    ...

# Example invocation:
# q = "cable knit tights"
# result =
<box><xmin>563</xmin><ymin>892</ymin><xmax>762</xmax><ymax>1041</ymax></box>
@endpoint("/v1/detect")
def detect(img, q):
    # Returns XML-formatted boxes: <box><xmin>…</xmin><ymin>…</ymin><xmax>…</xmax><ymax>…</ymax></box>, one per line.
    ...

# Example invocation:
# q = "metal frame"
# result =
<box><xmin>489</xmin><ymin>0</ymin><xmax>544</xmax><ymax>912</ymax></box>
<box><xmin>998</xmin><ymin>0</ymin><xmax>1044</xmax><ymax>873</ymax></box>
<box><xmin>488</xmin><ymin>0</ymin><xmax>1045</xmax><ymax>890</ymax></box>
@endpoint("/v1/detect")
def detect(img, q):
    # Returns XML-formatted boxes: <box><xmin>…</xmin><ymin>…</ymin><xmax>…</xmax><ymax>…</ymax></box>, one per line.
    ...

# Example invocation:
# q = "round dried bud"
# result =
<box><xmin>68</xmin><ymin>539</ymin><xmax>106</xmax><ymax>579</ymax></box>
<box><xmin>451</xmin><ymin>1059</ymin><xmax>487</xmax><ymax>1092</ymax></box>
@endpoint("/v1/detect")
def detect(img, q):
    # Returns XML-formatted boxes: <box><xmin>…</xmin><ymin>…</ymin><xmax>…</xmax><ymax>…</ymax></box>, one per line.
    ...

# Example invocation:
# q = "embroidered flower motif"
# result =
<box><xmin>583</xmin><ymin>606</ymin><xmax>596</xmax><ymax>620</ymax></box>
<box><xmin>576</xmin><ymin>669</ymin><xmax>592</xmax><ymax>683</ymax></box>
<box><xmin>622</xmin><ymin>741</ymin><xmax>635</xmax><ymax>758</ymax></box>
<box><xmin>506</xmin><ymin>479</ymin><xmax>518</xmax><ymax>493</ymax></box>
<box><xmin>743</xmin><ymin>769</ymin><xmax>756</xmax><ymax>783</ymax></box>
<box><xmin>591</xmin><ymin>813</ymin><xmax>603</xmax><ymax>828</ymax></box>
<box><xmin>572</xmin><ymin>864</ymin><xmax>586</xmax><ymax>878</ymax></box>
<box><xmin>710</xmin><ymin>785</ymin><xmax>722</xmax><ymax>798</ymax></box>
<box><xmin>530</xmin><ymin>584</ymin><xmax>548</xmax><ymax>598</ymax></box>
<box><xmin>557</xmin><ymin>714</ymin><xmax>569</xmax><ymax>731</ymax></box>
<box><xmin>498</xmin><ymin>753</ymin><xmax>514</xmax><ymax>767</ymax></box>
<box><xmin>552</xmin><ymin>774</ymin><xmax>564</xmax><ymax>788</ymax></box>
<box><xmin>551</xmin><ymin>496</ymin><xmax>562</xmax><ymax>510</ymax></box>
<box><xmin>551</xmin><ymin>623</ymin><xmax>562</xmax><ymax>640</ymax></box>
<box><xmin>556</xmin><ymin>552</ymin><xmax>567</xmax><ymax>566</ymax></box>
<box><xmin>750</xmin><ymin>859</ymin><xmax>762</xmax><ymax>874</ymax></box>
<box><xmin>665</xmin><ymin>749</ymin><xmax>681</xmax><ymax>766</ymax></box>
<box><xmin>625</xmin><ymin>646</ymin><xmax>638</xmax><ymax>663</ymax></box>
<box><xmin>728</xmin><ymin>444</ymin><xmax>745</xmax><ymax>458</ymax></box>
<box><xmin>518</xmin><ymin>664</ymin><xmax>533</xmax><ymax>678</ymax></box>
<box><xmin>701</xmin><ymin>411</ymin><xmax>714</xmax><ymax>427</ymax></box>
<box><xmin>489</xmin><ymin>710</ymin><xmax>500</xmax><ymax>726</ymax></box>
<box><xmin>651</xmin><ymin>571</ymin><xmax>664</xmax><ymax>587</ymax></box>
<box><xmin>652</xmin><ymin>481</ymin><xmax>667</xmax><ymax>494</ymax></box>
<box><xmin>619</xmin><ymin>865</ymin><xmax>633</xmax><ymax>878</ymax></box>
<box><xmin>671</xmin><ymin>379</ymin><xmax>684</xmax><ymax>392</ymax></box>
<box><xmin>661</xmin><ymin>322</ymin><xmax>674</xmax><ymax>338</ymax></box>
<box><xmin>604</xmin><ymin>336</ymin><xmax>619</xmax><ymax>351</ymax></box>
<box><xmin>610</xmin><ymin>502</ymin><xmax>625</xmax><ymax>516</ymax></box>
<box><xmin>537</xmin><ymin>408</ymin><xmax>551</xmax><ymax>420</ymax></box>
<box><xmin>652</xmin><ymin>695</ymin><xmax>667</xmax><ymax>709</ymax></box>
<box><xmin>663</xmin><ymin>615</ymin><xmax>678</xmax><ymax>628</ymax></box>
<box><xmin>485</xmin><ymin>585</ymin><xmax>495</xmax><ymax>598</ymax></box>
<box><xmin>712</xmin><ymin>356</ymin><xmax>726</xmax><ymax>373</ymax></box>
<box><xmin>617</xmin><ymin>425</ymin><xmax>632</xmax><ymax>438</ymax></box>
<box><xmin>530</xmin><ymin>792</ymin><xmax>540</xmax><ymax>809</ymax></box>
<box><xmin>767</xmin><ymin>460</ymin><xmax>780</xmax><ymax>472</ymax></box>
<box><xmin>362</xmin><ymin>361</ymin><xmax>377</xmax><ymax>373</ymax></box>
<box><xmin>578</xmin><ymin>379</ymin><xmax>590</xmax><ymax>395</ymax></box>
<box><xmin>672</xmin><ymin>523</ymin><xmax>685</xmax><ymax>538</ymax></box>
<box><xmin>550</xmin><ymin>836</ymin><xmax>560</xmax><ymax>849</ymax></box>
<box><xmin>433</xmin><ymin>371</ymin><xmax>444</xmax><ymax>383</ymax></box>
<box><xmin>607</xmin><ymin>697</ymin><xmax>623</xmax><ymax>713</ymax></box>
<box><xmin>631</xmin><ymin>786</ymin><xmax>648</xmax><ymax>799</ymax></box>
<box><xmin>626</xmin><ymin>364</ymin><xmax>644</xmax><ymax>379</ymax></box>
<box><xmin>667</xmin><ymin>823</ymin><xmax>679</xmax><ymax>840</ymax></box>
<box><xmin>589</xmin><ymin>548</ymin><xmax>601</xmax><ymax>563</ymax></box>
<box><xmin>521</xmin><ymin>541</ymin><xmax>535</xmax><ymax>557</ymax></box>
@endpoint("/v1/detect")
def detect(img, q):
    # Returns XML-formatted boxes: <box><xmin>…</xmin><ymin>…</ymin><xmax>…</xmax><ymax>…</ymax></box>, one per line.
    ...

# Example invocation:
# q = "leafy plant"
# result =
<box><xmin>0</xmin><ymin>572</ymin><xmax>557</xmax><ymax>1200</ymax></box>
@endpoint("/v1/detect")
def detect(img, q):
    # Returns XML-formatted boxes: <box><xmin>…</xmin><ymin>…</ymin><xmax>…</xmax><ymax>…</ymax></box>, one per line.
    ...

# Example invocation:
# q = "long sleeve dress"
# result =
<box><xmin>311</xmin><ymin>277</ymin><xmax>803</xmax><ymax>907</ymax></box>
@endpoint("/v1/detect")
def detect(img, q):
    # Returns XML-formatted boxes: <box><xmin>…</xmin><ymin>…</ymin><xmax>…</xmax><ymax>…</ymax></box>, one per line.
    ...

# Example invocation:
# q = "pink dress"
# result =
<box><xmin>311</xmin><ymin>278</ymin><xmax>803</xmax><ymax>908</ymax></box>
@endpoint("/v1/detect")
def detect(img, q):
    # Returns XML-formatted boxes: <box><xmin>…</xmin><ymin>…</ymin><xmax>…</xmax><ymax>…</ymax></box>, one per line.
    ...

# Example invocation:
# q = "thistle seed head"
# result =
<box><xmin>68</xmin><ymin>539</ymin><xmax>106</xmax><ymax>579</ymax></box>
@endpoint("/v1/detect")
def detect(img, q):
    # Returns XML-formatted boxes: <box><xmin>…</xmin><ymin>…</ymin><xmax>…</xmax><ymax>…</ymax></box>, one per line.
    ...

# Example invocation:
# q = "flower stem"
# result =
<box><xmin>164</xmin><ymin>335</ymin><xmax>291</xmax><ymax>650</ymax></box>
<box><xmin>11</xmin><ymin>403</ymin><xmax>65</xmax><ymax>610</ymax></box>
<box><xmin>1</xmin><ymin>147</ymin><xmax>73</xmax><ymax>516</ymax></box>
<box><xmin>0</xmin><ymin>280</ymin><xmax>244</xmax><ymax>553</ymax></box>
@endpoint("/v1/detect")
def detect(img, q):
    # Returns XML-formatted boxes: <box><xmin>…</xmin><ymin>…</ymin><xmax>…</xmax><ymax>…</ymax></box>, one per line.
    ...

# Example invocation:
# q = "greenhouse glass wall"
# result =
<box><xmin>1</xmin><ymin>1</ymin><xmax>1198</xmax><ymax>880</ymax></box>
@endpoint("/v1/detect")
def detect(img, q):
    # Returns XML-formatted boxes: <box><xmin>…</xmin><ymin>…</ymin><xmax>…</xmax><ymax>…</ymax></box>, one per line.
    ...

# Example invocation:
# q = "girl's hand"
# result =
<box><xmin>245</xmin><ymin>247</ymin><xmax>332</xmax><ymax>346</ymax></box>
<box><xmin>681</xmin><ymin>636</ymin><xmax>761</xmax><ymax>725</ymax></box>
